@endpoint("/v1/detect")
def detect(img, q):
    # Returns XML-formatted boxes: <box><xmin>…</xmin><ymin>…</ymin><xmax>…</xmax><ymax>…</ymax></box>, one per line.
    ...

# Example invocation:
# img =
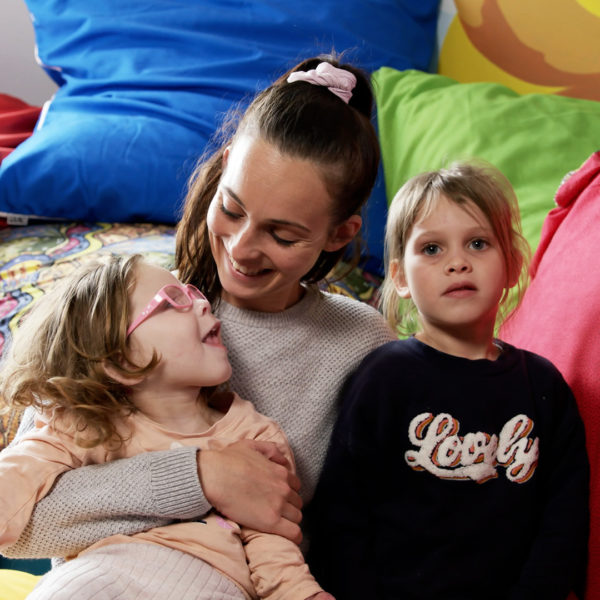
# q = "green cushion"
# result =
<box><xmin>373</xmin><ymin>68</ymin><xmax>600</xmax><ymax>249</ymax></box>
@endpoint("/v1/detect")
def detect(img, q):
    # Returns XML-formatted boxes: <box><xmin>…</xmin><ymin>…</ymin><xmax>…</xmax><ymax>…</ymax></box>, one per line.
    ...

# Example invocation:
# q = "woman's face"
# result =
<box><xmin>206</xmin><ymin>134</ymin><xmax>361</xmax><ymax>312</ymax></box>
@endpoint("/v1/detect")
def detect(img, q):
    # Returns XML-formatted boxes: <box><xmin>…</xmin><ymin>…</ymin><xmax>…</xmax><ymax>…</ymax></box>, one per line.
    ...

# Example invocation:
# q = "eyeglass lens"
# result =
<box><xmin>163</xmin><ymin>285</ymin><xmax>205</xmax><ymax>306</ymax></box>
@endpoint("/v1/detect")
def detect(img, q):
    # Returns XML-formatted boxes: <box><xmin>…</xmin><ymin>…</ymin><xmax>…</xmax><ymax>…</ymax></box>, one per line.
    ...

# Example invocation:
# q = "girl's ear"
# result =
<box><xmin>102</xmin><ymin>359</ymin><xmax>145</xmax><ymax>387</ymax></box>
<box><xmin>323</xmin><ymin>215</ymin><xmax>362</xmax><ymax>252</ymax></box>
<box><xmin>390</xmin><ymin>258</ymin><xmax>412</xmax><ymax>299</ymax></box>
<box><xmin>508</xmin><ymin>254</ymin><xmax>524</xmax><ymax>288</ymax></box>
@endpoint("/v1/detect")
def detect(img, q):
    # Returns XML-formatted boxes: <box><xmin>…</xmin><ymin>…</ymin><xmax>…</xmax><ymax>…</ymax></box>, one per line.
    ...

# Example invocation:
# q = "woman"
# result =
<box><xmin>3</xmin><ymin>55</ymin><xmax>396</xmax><ymax>571</ymax></box>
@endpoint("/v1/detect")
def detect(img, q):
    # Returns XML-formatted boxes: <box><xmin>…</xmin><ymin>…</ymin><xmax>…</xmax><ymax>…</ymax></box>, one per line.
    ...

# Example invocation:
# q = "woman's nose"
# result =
<box><xmin>229</xmin><ymin>224</ymin><xmax>260</xmax><ymax>258</ymax></box>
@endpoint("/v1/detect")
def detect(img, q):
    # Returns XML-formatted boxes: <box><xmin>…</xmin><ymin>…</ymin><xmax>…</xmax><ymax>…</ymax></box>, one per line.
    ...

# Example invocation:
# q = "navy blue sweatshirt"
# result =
<box><xmin>307</xmin><ymin>337</ymin><xmax>589</xmax><ymax>600</ymax></box>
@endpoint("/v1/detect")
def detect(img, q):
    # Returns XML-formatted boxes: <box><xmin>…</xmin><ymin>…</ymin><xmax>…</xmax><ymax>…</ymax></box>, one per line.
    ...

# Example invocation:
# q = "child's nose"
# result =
<box><xmin>194</xmin><ymin>298</ymin><xmax>211</xmax><ymax>315</ymax></box>
<box><xmin>445</xmin><ymin>254</ymin><xmax>471</xmax><ymax>273</ymax></box>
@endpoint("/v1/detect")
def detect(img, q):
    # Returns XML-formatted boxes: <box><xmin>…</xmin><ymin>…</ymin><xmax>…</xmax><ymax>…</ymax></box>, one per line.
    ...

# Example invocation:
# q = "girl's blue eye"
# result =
<box><xmin>470</xmin><ymin>239</ymin><xmax>488</xmax><ymax>251</ymax></box>
<box><xmin>423</xmin><ymin>244</ymin><xmax>439</xmax><ymax>256</ymax></box>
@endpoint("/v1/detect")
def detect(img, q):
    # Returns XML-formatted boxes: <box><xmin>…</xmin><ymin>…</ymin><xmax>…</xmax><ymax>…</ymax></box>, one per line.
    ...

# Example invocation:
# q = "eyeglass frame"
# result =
<box><xmin>126</xmin><ymin>283</ymin><xmax>207</xmax><ymax>337</ymax></box>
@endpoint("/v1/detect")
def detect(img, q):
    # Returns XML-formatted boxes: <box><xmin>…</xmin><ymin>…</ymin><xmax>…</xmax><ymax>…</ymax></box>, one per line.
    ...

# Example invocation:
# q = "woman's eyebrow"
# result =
<box><xmin>222</xmin><ymin>185</ymin><xmax>311</xmax><ymax>233</ymax></box>
<box><xmin>222</xmin><ymin>185</ymin><xmax>245</xmax><ymax>208</ymax></box>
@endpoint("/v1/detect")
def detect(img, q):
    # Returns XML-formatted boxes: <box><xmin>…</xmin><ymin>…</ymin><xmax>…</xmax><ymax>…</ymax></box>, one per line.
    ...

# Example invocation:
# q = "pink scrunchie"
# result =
<box><xmin>287</xmin><ymin>62</ymin><xmax>357</xmax><ymax>104</ymax></box>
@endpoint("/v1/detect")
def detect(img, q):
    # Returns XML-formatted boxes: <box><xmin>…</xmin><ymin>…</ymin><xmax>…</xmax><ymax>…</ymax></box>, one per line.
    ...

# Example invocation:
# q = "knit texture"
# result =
<box><xmin>216</xmin><ymin>286</ymin><xmax>397</xmax><ymax>503</ymax></box>
<box><xmin>26</xmin><ymin>543</ymin><xmax>246</xmax><ymax>600</ymax></box>
<box><xmin>4</xmin><ymin>445</ymin><xmax>206</xmax><ymax>559</ymax></box>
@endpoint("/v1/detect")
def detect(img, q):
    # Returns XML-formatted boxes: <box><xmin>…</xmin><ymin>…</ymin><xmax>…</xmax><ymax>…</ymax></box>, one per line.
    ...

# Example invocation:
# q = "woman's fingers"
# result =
<box><xmin>197</xmin><ymin>440</ymin><xmax>304</xmax><ymax>543</ymax></box>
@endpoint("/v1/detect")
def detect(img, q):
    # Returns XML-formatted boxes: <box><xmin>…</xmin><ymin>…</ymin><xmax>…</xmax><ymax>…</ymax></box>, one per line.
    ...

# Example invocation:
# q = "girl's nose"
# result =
<box><xmin>194</xmin><ymin>297</ymin><xmax>211</xmax><ymax>316</ymax></box>
<box><xmin>445</xmin><ymin>254</ymin><xmax>471</xmax><ymax>274</ymax></box>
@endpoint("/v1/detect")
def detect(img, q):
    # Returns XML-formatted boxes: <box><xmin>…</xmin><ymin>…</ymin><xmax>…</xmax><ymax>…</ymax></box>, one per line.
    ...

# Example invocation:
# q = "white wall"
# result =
<box><xmin>1</xmin><ymin>0</ymin><xmax>58</xmax><ymax>105</ymax></box>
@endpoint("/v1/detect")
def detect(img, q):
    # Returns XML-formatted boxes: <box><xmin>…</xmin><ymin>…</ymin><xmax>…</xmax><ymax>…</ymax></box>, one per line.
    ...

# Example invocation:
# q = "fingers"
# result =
<box><xmin>197</xmin><ymin>442</ymin><xmax>305</xmax><ymax>544</ymax></box>
<box><xmin>249</xmin><ymin>439</ymin><xmax>290</xmax><ymax>467</ymax></box>
<box><xmin>281</xmin><ymin>501</ymin><xmax>303</xmax><ymax>526</ymax></box>
<box><xmin>274</xmin><ymin>516</ymin><xmax>303</xmax><ymax>546</ymax></box>
<box><xmin>288</xmin><ymin>470</ymin><xmax>301</xmax><ymax>494</ymax></box>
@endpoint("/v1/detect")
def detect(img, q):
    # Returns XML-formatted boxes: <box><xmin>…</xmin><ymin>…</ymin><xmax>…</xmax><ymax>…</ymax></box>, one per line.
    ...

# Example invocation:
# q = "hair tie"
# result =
<box><xmin>287</xmin><ymin>62</ymin><xmax>357</xmax><ymax>104</ymax></box>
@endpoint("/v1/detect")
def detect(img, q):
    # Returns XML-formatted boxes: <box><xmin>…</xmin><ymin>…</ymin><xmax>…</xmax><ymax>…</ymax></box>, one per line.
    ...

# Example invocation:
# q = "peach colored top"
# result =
<box><xmin>0</xmin><ymin>394</ymin><xmax>322</xmax><ymax>600</ymax></box>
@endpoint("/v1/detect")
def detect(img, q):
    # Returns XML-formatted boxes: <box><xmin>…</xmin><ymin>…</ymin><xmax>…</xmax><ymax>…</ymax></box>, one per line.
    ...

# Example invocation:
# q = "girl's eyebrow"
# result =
<box><xmin>221</xmin><ymin>185</ymin><xmax>312</xmax><ymax>233</ymax></box>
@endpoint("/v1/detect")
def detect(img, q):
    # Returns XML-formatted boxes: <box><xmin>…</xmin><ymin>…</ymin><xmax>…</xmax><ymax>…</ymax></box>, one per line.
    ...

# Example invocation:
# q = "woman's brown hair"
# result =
<box><xmin>176</xmin><ymin>53</ymin><xmax>380</xmax><ymax>302</ymax></box>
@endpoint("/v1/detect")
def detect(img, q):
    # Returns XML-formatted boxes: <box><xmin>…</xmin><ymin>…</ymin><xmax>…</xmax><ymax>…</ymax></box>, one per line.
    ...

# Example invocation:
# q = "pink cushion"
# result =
<box><xmin>500</xmin><ymin>151</ymin><xmax>600</xmax><ymax>599</ymax></box>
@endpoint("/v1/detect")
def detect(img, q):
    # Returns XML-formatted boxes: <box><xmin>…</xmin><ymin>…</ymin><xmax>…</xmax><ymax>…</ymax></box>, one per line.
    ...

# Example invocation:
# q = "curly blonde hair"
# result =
<box><xmin>379</xmin><ymin>161</ymin><xmax>530</xmax><ymax>336</ymax></box>
<box><xmin>0</xmin><ymin>254</ymin><xmax>158</xmax><ymax>448</ymax></box>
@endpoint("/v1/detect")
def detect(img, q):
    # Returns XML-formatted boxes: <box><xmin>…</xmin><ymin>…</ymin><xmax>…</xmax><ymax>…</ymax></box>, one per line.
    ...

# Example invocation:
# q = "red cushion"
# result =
<box><xmin>0</xmin><ymin>95</ymin><xmax>41</xmax><ymax>163</ymax></box>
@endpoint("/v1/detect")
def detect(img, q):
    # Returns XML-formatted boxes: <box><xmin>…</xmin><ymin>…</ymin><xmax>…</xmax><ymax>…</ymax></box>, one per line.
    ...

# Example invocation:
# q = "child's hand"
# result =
<box><xmin>305</xmin><ymin>593</ymin><xmax>335</xmax><ymax>600</ymax></box>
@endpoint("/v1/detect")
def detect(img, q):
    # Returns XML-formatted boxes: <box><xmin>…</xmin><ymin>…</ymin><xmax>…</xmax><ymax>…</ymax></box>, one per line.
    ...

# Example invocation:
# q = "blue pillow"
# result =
<box><xmin>0</xmin><ymin>0</ymin><xmax>440</xmax><ymax>265</ymax></box>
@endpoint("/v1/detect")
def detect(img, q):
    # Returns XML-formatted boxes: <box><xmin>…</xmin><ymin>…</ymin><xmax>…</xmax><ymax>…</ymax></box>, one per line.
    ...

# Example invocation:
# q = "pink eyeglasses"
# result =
<box><xmin>127</xmin><ymin>283</ymin><xmax>207</xmax><ymax>337</ymax></box>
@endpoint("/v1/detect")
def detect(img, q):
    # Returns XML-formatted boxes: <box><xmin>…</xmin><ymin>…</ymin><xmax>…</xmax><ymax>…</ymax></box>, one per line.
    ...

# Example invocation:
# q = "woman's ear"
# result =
<box><xmin>324</xmin><ymin>215</ymin><xmax>363</xmax><ymax>252</ymax></box>
<box><xmin>102</xmin><ymin>359</ymin><xmax>145</xmax><ymax>387</ymax></box>
<box><xmin>222</xmin><ymin>145</ymin><xmax>231</xmax><ymax>168</ymax></box>
<box><xmin>390</xmin><ymin>258</ymin><xmax>412</xmax><ymax>299</ymax></box>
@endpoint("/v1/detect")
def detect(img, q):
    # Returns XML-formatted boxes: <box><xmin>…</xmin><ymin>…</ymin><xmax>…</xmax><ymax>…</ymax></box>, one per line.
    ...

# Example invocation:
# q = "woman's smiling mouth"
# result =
<box><xmin>227</xmin><ymin>253</ymin><xmax>269</xmax><ymax>277</ymax></box>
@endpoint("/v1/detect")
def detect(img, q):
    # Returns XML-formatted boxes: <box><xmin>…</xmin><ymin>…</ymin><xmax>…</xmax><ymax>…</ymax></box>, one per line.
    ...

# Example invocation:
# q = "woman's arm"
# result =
<box><xmin>4</xmin><ymin>408</ymin><xmax>302</xmax><ymax>558</ymax></box>
<box><xmin>2</xmin><ymin>445</ymin><xmax>207</xmax><ymax>558</ymax></box>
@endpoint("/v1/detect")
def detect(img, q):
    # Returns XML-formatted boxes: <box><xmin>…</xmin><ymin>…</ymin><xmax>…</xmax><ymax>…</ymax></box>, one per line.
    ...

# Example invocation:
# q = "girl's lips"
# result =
<box><xmin>202</xmin><ymin>322</ymin><xmax>224</xmax><ymax>346</ymax></box>
<box><xmin>444</xmin><ymin>282</ymin><xmax>477</xmax><ymax>297</ymax></box>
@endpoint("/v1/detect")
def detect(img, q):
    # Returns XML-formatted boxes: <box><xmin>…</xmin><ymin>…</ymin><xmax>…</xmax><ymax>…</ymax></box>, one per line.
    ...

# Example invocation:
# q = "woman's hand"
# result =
<box><xmin>306</xmin><ymin>593</ymin><xmax>335</xmax><ymax>600</ymax></box>
<box><xmin>197</xmin><ymin>439</ymin><xmax>303</xmax><ymax>543</ymax></box>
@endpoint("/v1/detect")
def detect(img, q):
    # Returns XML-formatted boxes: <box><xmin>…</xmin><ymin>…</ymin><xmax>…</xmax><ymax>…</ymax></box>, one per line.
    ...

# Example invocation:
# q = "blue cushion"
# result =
<box><xmin>0</xmin><ymin>0</ymin><xmax>440</xmax><ymax>265</ymax></box>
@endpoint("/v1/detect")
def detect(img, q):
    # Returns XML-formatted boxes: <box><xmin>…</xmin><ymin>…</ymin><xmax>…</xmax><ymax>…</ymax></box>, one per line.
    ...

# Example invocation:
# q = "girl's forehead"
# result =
<box><xmin>132</xmin><ymin>263</ymin><xmax>178</xmax><ymax>298</ymax></box>
<box><xmin>405</xmin><ymin>195</ymin><xmax>493</xmax><ymax>245</ymax></box>
<box><xmin>416</xmin><ymin>193</ymin><xmax>489</xmax><ymax>227</ymax></box>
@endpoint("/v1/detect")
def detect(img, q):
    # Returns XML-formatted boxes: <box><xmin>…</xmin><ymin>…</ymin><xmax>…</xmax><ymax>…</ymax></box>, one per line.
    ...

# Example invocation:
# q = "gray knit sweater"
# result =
<box><xmin>6</xmin><ymin>286</ymin><xmax>396</xmax><ymax>559</ymax></box>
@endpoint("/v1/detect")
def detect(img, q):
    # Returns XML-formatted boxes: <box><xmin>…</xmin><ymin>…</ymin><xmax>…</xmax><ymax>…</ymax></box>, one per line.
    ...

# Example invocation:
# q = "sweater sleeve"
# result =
<box><xmin>508</xmin><ymin>376</ymin><xmax>590</xmax><ymax>600</ymax></box>
<box><xmin>3</xmin><ymin>408</ymin><xmax>211</xmax><ymax>559</ymax></box>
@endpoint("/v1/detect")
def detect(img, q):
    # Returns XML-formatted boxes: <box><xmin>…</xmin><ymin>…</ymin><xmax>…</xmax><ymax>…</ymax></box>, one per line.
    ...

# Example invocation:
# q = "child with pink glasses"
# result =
<box><xmin>0</xmin><ymin>254</ymin><xmax>333</xmax><ymax>600</ymax></box>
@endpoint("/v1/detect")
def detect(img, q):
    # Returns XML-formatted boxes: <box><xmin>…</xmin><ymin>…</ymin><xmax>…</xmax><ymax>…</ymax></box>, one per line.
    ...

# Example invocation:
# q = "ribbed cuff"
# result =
<box><xmin>149</xmin><ymin>446</ymin><xmax>212</xmax><ymax>519</ymax></box>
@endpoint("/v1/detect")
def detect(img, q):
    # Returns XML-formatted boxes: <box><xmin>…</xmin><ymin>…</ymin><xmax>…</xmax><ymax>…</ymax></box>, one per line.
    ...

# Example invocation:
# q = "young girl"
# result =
<box><xmin>0</xmin><ymin>254</ymin><xmax>333</xmax><ymax>600</ymax></box>
<box><xmin>307</xmin><ymin>161</ymin><xmax>589</xmax><ymax>599</ymax></box>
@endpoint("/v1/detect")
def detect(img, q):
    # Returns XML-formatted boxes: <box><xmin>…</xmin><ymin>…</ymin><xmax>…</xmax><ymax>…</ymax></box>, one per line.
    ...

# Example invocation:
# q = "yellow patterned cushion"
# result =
<box><xmin>0</xmin><ymin>569</ymin><xmax>41</xmax><ymax>599</ymax></box>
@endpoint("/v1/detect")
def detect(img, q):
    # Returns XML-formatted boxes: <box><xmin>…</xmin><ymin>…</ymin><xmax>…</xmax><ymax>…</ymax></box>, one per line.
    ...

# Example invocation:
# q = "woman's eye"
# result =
<box><xmin>220</xmin><ymin>201</ymin><xmax>242</xmax><ymax>219</ymax></box>
<box><xmin>272</xmin><ymin>231</ymin><xmax>296</xmax><ymax>246</ymax></box>
<box><xmin>422</xmin><ymin>244</ymin><xmax>439</xmax><ymax>256</ymax></box>
<box><xmin>470</xmin><ymin>238</ymin><xmax>488</xmax><ymax>251</ymax></box>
